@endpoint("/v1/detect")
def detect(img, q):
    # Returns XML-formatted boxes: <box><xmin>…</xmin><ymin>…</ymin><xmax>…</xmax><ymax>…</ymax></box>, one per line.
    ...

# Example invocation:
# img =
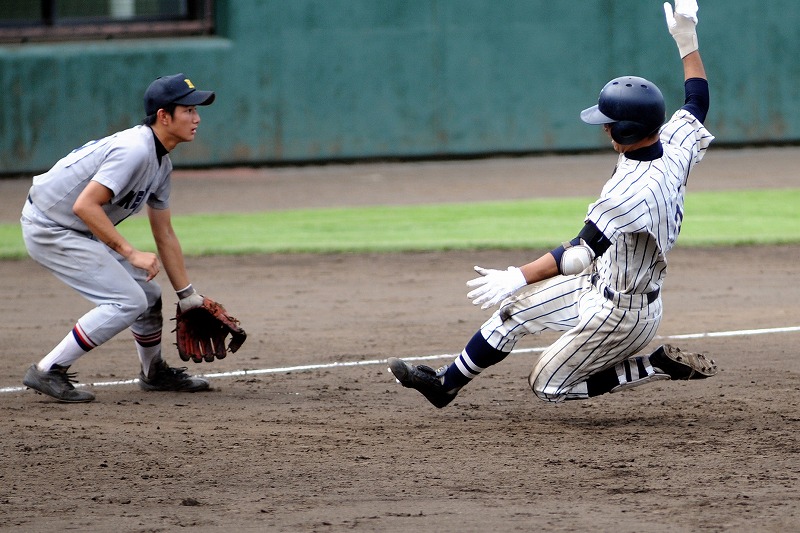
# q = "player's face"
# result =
<box><xmin>167</xmin><ymin>105</ymin><xmax>202</xmax><ymax>144</ymax></box>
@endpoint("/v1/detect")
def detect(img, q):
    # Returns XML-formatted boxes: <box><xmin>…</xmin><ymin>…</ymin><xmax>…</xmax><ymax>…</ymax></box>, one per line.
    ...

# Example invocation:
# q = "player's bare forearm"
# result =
<box><xmin>74</xmin><ymin>198</ymin><xmax>160</xmax><ymax>280</ymax></box>
<box><xmin>73</xmin><ymin>181</ymin><xmax>134</xmax><ymax>257</ymax></box>
<box><xmin>149</xmin><ymin>207</ymin><xmax>190</xmax><ymax>291</ymax></box>
<box><xmin>519</xmin><ymin>253</ymin><xmax>560</xmax><ymax>285</ymax></box>
<box><xmin>75</xmin><ymin>202</ymin><xmax>133</xmax><ymax>257</ymax></box>
<box><xmin>156</xmin><ymin>240</ymin><xmax>190</xmax><ymax>291</ymax></box>
<box><xmin>683</xmin><ymin>50</ymin><xmax>706</xmax><ymax>81</ymax></box>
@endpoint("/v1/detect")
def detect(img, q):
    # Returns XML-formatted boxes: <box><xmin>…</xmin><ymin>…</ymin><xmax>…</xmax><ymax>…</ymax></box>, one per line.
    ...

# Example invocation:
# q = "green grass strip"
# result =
<box><xmin>1</xmin><ymin>189</ymin><xmax>798</xmax><ymax>259</ymax></box>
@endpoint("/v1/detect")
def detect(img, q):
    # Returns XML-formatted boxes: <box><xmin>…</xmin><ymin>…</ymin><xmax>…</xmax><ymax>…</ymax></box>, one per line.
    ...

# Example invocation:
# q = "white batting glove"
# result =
<box><xmin>466</xmin><ymin>266</ymin><xmax>527</xmax><ymax>310</ymax></box>
<box><xmin>177</xmin><ymin>284</ymin><xmax>204</xmax><ymax>312</ymax></box>
<box><xmin>664</xmin><ymin>0</ymin><xmax>699</xmax><ymax>58</ymax></box>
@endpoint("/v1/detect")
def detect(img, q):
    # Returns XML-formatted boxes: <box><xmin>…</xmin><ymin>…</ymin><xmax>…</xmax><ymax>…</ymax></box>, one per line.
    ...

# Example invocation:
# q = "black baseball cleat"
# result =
<box><xmin>138</xmin><ymin>360</ymin><xmax>210</xmax><ymax>392</ymax></box>
<box><xmin>23</xmin><ymin>364</ymin><xmax>96</xmax><ymax>403</ymax></box>
<box><xmin>387</xmin><ymin>357</ymin><xmax>458</xmax><ymax>408</ymax></box>
<box><xmin>649</xmin><ymin>344</ymin><xmax>718</xmax><ymax>380</ymax></box>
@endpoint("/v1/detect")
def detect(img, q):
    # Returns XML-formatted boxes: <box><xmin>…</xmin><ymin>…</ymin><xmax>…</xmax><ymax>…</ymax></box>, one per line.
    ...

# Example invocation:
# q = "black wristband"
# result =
<box><xmin>176</xmin><ymin>284</ymin><xmax>196</xmax><ymax>299</ymax></box>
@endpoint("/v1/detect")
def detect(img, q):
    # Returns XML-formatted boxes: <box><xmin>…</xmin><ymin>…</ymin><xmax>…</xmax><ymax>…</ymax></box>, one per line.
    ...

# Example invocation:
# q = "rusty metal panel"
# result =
<box><xmin>1</xmin><ymin>1</ymin><xmax>799</xmax><ymax>174</ymax></box>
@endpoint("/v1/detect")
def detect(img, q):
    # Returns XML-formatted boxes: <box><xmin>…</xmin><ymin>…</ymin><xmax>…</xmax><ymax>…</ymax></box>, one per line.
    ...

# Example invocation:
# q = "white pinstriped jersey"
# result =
<box><xmin>479</xmin><ymin>108</ymin><xmax>714</xmax><ymax>402</ymax></box>
<box><xmin>28</xmin><ymin>125</ymin><xmax>172</xmax><ymax>233</ymax></box>
<box><xmin>588</xmin><ymin>109</ymin><xmax>714</xmax><ymax>298</ymax></box>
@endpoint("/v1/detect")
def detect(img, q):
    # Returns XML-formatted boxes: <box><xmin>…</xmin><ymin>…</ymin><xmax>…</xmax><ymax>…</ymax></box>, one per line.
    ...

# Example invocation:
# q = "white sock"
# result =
<box><xmin>38</xmin><ymin>330</ymin><xmax>89</xmax><ymax>371</ymax></box>
<box><xmin>133</xmin><ymin>331</ymin><xmax>163</xmax><ymax>377</ymax></box>
<box><xmin>136</xmin><ymin>344</ymin><xmax>163</xmax><ymax>378</ymax></box>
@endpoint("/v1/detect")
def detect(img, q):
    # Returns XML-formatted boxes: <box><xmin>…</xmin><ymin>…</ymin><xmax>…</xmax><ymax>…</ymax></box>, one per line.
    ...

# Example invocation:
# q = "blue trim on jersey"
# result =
<box><xmin>624</xmin><ymin>142</ymin><xmax>663</xmax><ymax>161</ymax></box>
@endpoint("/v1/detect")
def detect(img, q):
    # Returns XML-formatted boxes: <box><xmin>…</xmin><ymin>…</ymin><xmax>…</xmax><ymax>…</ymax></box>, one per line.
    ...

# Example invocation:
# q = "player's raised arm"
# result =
<box><xmin>664</xmin><ymin>0</ymin><xmax>706</xmax><ymax>81</ymax></box>
<box><xmin>664</xmin><ymin>0</ymin><xmax>709</xmax><ymax>125</ymax></box>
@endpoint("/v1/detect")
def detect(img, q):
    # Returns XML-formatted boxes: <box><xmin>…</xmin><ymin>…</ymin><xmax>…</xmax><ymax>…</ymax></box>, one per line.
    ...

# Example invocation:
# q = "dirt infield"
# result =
<box><xmin>2</xmin><ymin>148</ymin><xmax>800</xmax><ymax>532</ymax></box>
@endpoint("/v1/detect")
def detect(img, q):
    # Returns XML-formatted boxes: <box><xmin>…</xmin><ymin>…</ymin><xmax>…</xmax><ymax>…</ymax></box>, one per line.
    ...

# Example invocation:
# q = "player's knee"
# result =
<box><xmin>527</xmin><ymin>373</ymin><xmax>546</xmax><ymax>400</ymax></box>
<box><xmin>135</xmin><ymin>296</ymin><xmax>163</xmax><ymax>330</ymax></box>
<box><xmin>117</xmin><ymin>288</ymin><xmax>149</xmax><ymax>322</ymax></box>
<box><xmin>140</xmin><ymin>279</ymin><xmax>162</xmax><ymax>307</ymax></box>
<box><xmin>527</xmin><ymin>371</ymin><xmax>558</xmax><ymax>402</ymax></box>
<box><xmin>125</xmin><ymin>280</ymin><xmax>163</xmax><ymax>321</ymax></box>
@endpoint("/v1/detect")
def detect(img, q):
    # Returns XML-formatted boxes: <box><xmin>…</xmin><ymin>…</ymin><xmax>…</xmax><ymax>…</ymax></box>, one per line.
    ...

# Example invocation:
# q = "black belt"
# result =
<box><xmin>602</xmin><ymin>285</ymin><xmax>660</xmax><ymax>304</ymax></box>
<box><xmin>592</xmin><ymin>273</ymin><xmax>660</xmax><ymax>306</ymax></box>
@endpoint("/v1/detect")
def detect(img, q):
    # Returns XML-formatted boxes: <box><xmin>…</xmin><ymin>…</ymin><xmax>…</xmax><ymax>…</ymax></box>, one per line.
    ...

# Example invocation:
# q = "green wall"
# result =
<box><xmin>1</xmin><ymin>1</ymin><xmax>798</xmax><ymax>174</ymax></box>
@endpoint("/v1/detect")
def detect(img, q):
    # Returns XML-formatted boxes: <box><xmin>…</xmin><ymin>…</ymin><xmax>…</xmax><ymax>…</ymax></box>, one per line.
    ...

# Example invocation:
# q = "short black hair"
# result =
<box><xmin>142</xmin><ymin>102</ymin><xmax>178</xmax><ymax>125</ymax></box>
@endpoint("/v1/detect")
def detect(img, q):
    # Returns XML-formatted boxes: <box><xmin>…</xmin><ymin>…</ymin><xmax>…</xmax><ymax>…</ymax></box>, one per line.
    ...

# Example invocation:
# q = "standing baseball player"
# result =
<box><xmin>389</xmin><ymin>0</ymin><xmax>718</xmax><ymax>407</ymax></box>
<box><xmin>21</xmin><ymin>73</ymin><xmax>218</xmax><ymax>402</ymax></box>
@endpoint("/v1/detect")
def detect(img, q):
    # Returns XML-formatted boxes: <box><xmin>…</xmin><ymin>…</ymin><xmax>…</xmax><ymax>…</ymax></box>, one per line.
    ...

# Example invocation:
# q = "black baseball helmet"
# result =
<box><xmin>580</xmin><ymin>76</ymin><xmax>666</xmax><ymax>144</ymax></box>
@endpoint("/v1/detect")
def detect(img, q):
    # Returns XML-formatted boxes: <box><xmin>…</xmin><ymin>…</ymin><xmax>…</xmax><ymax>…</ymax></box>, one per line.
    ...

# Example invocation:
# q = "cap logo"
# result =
<box><xmin>184</xmin><ymin>78</ymin><xmax>195</xmax><ymax>89</ymax></box>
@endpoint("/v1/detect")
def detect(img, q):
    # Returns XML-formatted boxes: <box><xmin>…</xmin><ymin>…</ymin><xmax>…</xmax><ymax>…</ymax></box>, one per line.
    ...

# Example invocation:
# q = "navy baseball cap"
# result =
<box><xmin>144</xmin><ymin>73</ymin><xmax>215</xmax><ymax>116</ymax></box>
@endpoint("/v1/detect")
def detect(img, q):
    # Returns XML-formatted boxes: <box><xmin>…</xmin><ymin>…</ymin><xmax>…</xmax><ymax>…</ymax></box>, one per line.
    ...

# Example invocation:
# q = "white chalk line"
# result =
<box><xmin>3</xmin><ymin>324</ymin><xmax>799</xmax><ymax>395</ymax></box>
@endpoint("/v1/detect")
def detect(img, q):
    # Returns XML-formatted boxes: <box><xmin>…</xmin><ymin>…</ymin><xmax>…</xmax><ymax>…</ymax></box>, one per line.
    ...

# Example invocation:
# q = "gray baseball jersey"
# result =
<box><xmin>21</xmin><ymin>125</ymin><xmax>171</xmax><ymax>348</ymax></box>
<box><xmin>28</xmin><ymin>125</ymin><xmax>171</xmax><ymax>232</ymax></box>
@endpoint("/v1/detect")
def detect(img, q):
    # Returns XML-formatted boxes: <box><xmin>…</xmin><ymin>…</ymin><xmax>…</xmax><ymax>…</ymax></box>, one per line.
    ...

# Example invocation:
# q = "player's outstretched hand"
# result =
<box><xmin>663</xmin><ymin>0</ymin><xmax>699</xmax><ymax>58</ymax></box>
<box><xmin>466</xmin><ymin>265</ymin><xmax>527</xmax><ymax>309</ymax></box>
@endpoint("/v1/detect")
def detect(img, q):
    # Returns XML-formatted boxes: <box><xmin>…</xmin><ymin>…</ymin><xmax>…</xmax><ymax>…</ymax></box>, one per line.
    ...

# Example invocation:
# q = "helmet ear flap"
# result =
<box><xmin>609</xmin><ymin>121</ymin><xmax>651</xmax><ymax>145</ymax></box>
<box><xmin>609</xmin><ymin>121</ymin><xmax>638</xmax><ymax>144</ymax></box>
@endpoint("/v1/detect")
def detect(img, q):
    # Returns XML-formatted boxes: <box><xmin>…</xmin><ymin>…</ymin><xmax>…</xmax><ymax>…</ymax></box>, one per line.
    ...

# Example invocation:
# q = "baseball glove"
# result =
<box><xmin>175</xmin><ymin>297</ymin><xmax>247</xmax><ymax>363</ymax></box>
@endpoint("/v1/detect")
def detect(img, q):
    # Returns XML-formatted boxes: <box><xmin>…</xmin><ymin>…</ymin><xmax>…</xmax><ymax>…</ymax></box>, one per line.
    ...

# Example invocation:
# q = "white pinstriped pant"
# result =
<box><xmin>480</xmin><ymin>272</ymin><xmax>662</xmax><ymax>402</ymax></box>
